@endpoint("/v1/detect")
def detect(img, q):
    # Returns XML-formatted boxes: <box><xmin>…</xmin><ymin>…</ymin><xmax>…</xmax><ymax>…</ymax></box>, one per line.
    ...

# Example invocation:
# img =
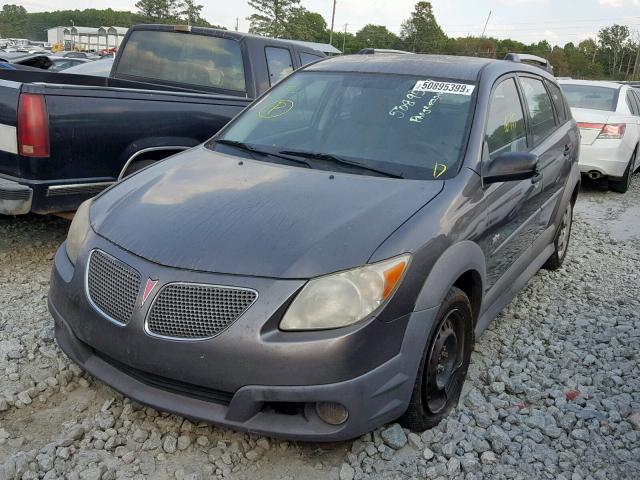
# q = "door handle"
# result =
<box><xmin>563</xmin><ymin>144</ymin><xmax>572</xmax><ymax>157</ymax></box>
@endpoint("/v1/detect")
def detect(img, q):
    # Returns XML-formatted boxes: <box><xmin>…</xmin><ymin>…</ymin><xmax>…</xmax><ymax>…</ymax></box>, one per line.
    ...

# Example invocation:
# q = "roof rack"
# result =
<box><xmin>504</xmin><ymin>53</ymin><xmax>553</xmax><ymax>74</ymax></box>
<box><xmin>358</xmin><ymin>48</ymin><xmax>413</xmax><ymax>55</ymax></box>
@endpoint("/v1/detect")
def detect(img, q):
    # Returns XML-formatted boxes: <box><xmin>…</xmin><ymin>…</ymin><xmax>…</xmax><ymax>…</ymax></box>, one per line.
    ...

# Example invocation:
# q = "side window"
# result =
<box><xmin>520</xmin><ymin>76</ymin><xmax>556</xmax><ymax>145</ymax></box>
<box><xmin>626</xmin><ymin>90</ymin><xmax>640</xmax><ymax>116</ymax></box>
<box><xmin>546</xmin><ymin>81</ymin><xmax>567</xmax><ymax>124</ymax></box>
<box><xmin>486</xmin><ymin>78</ymin><xmax>528</xmax><ymax>160</ymax></box>
<box><xmin>633</xmin><ymin>90</ymin><xmax>640</xmax><ymax>115</ymax></box>
<box><xmin>300</xmin><ymin>52</ymin><xmax>323</xmax><ymax>66</ymax></box>
<box><xmin>265</xmin><ymin>47</ymin><xmax>294</xmax><ymax>86</ymax></box>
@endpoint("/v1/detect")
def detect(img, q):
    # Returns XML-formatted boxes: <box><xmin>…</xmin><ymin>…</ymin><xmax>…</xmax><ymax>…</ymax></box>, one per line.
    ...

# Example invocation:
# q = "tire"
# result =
<box><xmin>543</xmin><ymin>201</ymin><xmax>573</xmax><ymax>271</ymax></box>
<box><xmin>609</xmin><ymin>150</ymin><xmax>635</xmax><ymax>193</ymax></box>
<box><xmin>399</xmin><ymin>287</ymin><xmax>473</xmax><ymax>431</ymax></box>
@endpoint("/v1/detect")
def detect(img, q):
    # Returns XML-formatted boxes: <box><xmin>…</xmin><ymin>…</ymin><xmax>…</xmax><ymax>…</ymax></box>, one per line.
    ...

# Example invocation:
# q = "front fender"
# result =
<box><xmin>413</xmin><ymin>240</ymin><xmax>486</xmax><ymax>312</ymax></box>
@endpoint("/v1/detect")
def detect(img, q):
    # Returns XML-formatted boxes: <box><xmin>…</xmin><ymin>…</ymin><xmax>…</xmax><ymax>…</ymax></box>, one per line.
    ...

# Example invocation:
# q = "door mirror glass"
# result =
<box><xmin>484</xmin><ymin>151</ymin><xmax>538</xmax><ymax>184</ymax></box>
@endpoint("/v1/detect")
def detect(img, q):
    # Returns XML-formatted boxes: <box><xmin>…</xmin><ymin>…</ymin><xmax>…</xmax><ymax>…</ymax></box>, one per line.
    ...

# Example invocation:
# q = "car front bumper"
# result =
<box><xmin>49</xmin><ymin>234</ymin><xmax>438</xmax><ymax>441</ymax></box>
<box><xmin>578</xmin><ymin>139</ymin><xmax>633</xmax><ymax>178</ymax></box>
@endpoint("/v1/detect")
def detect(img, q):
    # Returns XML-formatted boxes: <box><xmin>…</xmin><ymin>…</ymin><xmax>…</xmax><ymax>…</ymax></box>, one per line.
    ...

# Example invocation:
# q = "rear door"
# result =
<box><xmin>519</xmin><ymin>75</ymin><xmax>575</xmax><ymax>230</ymax></box>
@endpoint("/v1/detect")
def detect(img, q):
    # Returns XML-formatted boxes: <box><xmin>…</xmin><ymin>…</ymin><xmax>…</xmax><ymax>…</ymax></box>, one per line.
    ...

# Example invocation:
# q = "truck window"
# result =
<box><xmin>486</xmin><ymin>78</ymin><xmax>527</xmax><ymax>160</ymax></box>
<box><xmin>116</xmin><ymin>30</ymin><xmax>246</xmax><ymax>92</ymax></box>
<box><xmin>265</xmin><ymin>47</ymin><xmax>293</xmax><ymax>86</ymax></box>
<box><xmin>300</xmin><ymin>52</ymin><xmax>323</xmax><ymax>66</ymax></box>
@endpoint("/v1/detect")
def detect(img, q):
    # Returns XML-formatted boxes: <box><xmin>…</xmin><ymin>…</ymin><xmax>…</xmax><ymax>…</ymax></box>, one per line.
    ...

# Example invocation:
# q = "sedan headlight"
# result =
<box><xmin>65</xmin><ymin>199</ymin><xmax>92</xmax><ymax>266</ymax></box>
<box><xmin>280</xmin><ymin>254</ymin><xmax>411</xmax><ymax>331</ymax></box>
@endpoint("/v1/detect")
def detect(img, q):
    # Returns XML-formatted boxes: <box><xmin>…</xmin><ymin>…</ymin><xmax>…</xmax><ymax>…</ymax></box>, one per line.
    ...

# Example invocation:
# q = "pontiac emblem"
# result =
<box><xmin>141</xmin><ymin>278</ymin><xmax>158</xmax><ymax>306</ymax></box>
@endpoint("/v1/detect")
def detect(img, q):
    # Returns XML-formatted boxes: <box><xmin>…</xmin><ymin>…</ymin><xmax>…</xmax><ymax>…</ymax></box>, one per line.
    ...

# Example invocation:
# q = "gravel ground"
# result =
<box><xmin>0</xmin><ymin>179</ymin><xmax>639</xmax><ymax>480</ymax></box>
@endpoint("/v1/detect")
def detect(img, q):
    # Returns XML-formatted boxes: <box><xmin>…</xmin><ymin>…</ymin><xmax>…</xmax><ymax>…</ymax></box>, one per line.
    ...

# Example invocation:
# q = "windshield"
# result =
<box><xmin>211</xmin><ymin>71</ymin><xmax>477</xmax><ymax>180</ymax></box>
<box><xmin>561</xmin><ymin>84</ymin><xmax>618</xmax><ymax>112</ymax></box>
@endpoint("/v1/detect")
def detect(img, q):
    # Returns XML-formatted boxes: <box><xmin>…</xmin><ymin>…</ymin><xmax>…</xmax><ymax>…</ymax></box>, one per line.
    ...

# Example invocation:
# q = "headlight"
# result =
<box><xmin>65</xmin><ymin>199</ymin><xmax>92</xmax><ymax>266</ymax></box>
<box><xmin>280</xmin><ymin>254</ymin><xmax>411</xmax><ymax>331</ymax></box>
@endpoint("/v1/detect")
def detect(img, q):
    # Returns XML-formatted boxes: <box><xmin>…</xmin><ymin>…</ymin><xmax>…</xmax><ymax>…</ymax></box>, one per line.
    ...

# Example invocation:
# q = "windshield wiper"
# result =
<box><xmin>279</xmin><ymin>149</ymin><xmax>404</xmax><ymax>178</ymax></box>
<box><xmin>215</xmin><ymin>139</ymin><xmax>312</xmax><ymax>168</ymax></box>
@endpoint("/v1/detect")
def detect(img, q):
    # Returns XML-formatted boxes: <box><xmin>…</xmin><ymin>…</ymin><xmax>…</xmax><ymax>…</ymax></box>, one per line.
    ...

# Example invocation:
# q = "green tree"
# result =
<box><xmin>179</xmin><ymin>0</ymin><xmax>203</xmax><ymax>26</ymax></box>
<box><xmin>355</xmin><ymin>24</ymin><xmax>401</xmax><ymax>50</ymax></box>
<box><xmin>282</xmin><ymin>7</ymin><xmax>327</xmax><ymax>42</ymax></box>
<box><xmin>400</xmin><ymin>1</ymin><xmax>446</xmax><ymax>53</ymax></box>
<box><xmin>598</xmin><ymin>24</ymin><xmax>630</xmax><ymax>76</ymax></box>
<box><xmin>0</xmin><ymin>4</ymin><xmax>27</xmax><ymax>38</ymax></box>
<box><xmin>135</xmin><ymin>0</ymin><xmax>179</xmax><ymax>22</ymax></box>
<box><xmin>248</xmin><ymin>0</ymin><xmax>301</xmax><ymax>38</ymax></box>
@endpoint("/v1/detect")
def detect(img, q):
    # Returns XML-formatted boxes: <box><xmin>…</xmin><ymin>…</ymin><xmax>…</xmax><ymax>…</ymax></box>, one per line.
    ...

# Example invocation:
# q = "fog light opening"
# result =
<box><xmin>315</xmin><ymin>402</ymin><xmax>349</xmax><ymax>426</ymax></box>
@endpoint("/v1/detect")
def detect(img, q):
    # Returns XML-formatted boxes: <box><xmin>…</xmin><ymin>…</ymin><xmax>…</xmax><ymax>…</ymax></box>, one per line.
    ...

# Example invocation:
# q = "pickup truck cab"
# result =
<box><xmin>0</xmin><ymin>24</ymin><xmax>325</xmax><ymax>215</ymax></box>
<box><xmin>50</xmin><ymin>54</ymin><xmax>580</xmax><ymax>441</ymax></box>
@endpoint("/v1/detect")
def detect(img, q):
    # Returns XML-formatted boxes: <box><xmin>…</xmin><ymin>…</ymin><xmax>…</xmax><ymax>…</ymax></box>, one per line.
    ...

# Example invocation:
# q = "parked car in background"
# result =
<box><xmin>60</xmin><ymin>51</ymin><xmax>89</xmax><ymax>59</ymax></box>
<box><xmin>0</xmin><ymin>24</ymin><xmax>325</xmax><ymax>215</ymax></box>
<box><xmin>48</xmin><ymin>57</ymin><xmax>91</xmax><ymax>72</ymax></box>
<box><xmin>49</xmin><ymin>53</ymin><xmax>580</xmax><ymax>441</ymax></box>
<box><xmin>559</xmin><ymin>79</ymin><xmax>640</xmax><ymax>192</ymax></box>
<box><xmin>61</xmin><ymin>57</ymin><xmax>114</xmax><ymax>77</ymax></box>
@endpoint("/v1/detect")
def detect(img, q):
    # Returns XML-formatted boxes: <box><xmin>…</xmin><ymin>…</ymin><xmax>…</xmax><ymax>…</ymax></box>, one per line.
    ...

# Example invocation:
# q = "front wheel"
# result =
<box><xmin>400</xmin><ymin>287</ymin><xmax>473</xmax><ymax>431</ymax></box>
<box><xmin>543</xmin><ymin>201</ymin><xmax>573</xmax><ymax>271</ymax></box>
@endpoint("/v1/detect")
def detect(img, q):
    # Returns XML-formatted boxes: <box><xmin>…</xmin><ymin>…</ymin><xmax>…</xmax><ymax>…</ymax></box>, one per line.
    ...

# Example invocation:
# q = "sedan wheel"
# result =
<box><xmin>610</xmin><ymin>150</ymin><xmax>636</xmax><ymax>193</ymax></box>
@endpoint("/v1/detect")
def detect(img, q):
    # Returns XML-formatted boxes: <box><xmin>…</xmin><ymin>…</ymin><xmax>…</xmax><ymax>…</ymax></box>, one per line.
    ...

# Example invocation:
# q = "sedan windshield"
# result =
<box><xmin>211</xmin><ymin>71</ymin><xmax>477</xmax><ymax>180</ymax></box>
<box><xmin>561</xmin><ymin>84</ymin><xmax>619</xmax><ymax>112</ymax></box>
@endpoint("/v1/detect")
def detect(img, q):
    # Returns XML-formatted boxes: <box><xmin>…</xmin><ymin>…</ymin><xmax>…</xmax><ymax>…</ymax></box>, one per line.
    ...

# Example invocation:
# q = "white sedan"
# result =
<box><xmin>559</xmin><ymin>79</ymin><xmax>640</xmax><ymax>193</ymax></box>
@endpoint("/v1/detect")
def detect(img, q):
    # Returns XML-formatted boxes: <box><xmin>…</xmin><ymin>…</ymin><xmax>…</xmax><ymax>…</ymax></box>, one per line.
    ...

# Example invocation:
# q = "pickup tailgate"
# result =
<box><xmin>0</xmin><ymin>79</ymin><xmax>21</xmax><ymax>177</ymax></box>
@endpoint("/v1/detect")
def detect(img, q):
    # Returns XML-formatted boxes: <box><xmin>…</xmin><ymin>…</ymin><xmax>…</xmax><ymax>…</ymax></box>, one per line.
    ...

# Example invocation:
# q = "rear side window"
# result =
<box><xmin>561</xmin><ymin>84</ymin><xmax>618</xmax><ymax>111</ymax></box>
<box><xmin>520</xmin><ymin>77</ymin><xmax>556</xmax><ymax>144</ymax></box>
<box><xmin>300</xmin><ymin>52</ymin><xmax>323</xmax><ymax>66</ymax></box>
<box><xmin>546</xmin><ymin>81</ymin><xmax>567</xmax><ymax>124</ymax></box>
<box><xmin>116</xmin><ymin>30</ymin><xmax>246</xmax><ymax>92</ymax></box>
<box><xmin>626</xmin><ymin>90</ymin><xmax>640</xmax><ymax>115</ymax></box>
<box><xmin>486</xmin><ymin>78</ymin><xmax>527</xmax><ymax>160</ymax></box>
<box><xmin>265</xmin><ymin>47</ymin><xmax>293</xmax><ymax>86</ymax></box>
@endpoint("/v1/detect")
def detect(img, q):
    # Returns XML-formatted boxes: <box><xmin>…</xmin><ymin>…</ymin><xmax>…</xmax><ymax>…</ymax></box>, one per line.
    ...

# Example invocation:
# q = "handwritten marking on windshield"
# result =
<box><xmin>389</xmin><ymin>90</ymin><xmax>428</xmax><ymax>119</ymax></box>
<box><xmin>433</xmin><ymin>163</ymin><xmax>447</xmax><ymax>178</ymax></box>
<box><xmin>409</xmin><ymin>94</ymin><xmax>443</xmax><ymax>123</ymax></box>
<box><xmin>259</xmin><ymin>99</ymin><xmax>294</xmax><ymax>119</ymax></box>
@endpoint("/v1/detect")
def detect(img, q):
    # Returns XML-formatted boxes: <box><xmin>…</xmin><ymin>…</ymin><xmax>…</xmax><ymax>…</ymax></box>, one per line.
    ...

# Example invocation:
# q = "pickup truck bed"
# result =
<box><xmin>0</xmin><ymin>75</ymin><xmax>250</xmax><ymax>214</ymax></box>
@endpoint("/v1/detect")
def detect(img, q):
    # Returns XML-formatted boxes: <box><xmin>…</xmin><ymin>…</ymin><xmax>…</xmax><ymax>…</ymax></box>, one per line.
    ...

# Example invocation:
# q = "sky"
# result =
<box><xmin>13</xmin><ymin>0</ymin><xmax>640</xmax><ymax>46</ymax></box>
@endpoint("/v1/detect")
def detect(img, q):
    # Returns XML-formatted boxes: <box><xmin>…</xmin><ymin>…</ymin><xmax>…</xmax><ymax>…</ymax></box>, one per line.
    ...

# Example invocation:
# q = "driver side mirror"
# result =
<box><xmin>484</xmin><ymin>151</ymin><xmax>539</xmax><ymax>184</ymax></box>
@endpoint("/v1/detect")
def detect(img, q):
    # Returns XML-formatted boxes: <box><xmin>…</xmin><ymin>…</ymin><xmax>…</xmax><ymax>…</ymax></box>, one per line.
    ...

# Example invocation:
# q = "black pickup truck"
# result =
<box><xmin>0</xmin><ymin>24</ymin><xmax>325</xmax><ymax>215</ymax></box>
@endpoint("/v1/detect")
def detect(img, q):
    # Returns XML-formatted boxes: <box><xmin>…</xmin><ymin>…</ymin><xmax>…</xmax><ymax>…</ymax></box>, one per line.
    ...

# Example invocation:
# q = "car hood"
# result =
<box><xmin>91</xmin><ymin>147</ymin><xmax>444</xmax><ymax>278</ymax></box>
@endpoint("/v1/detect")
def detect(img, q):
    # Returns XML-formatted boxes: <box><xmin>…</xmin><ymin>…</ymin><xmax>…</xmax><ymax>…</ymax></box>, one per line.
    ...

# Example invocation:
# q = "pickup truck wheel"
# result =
<box><xmin>609</xmin><ymin>150</ymin><xmax>635</xmax><ymax>193</ymax></box>
<box><xmin>543</xmin><ymin>201</ymin><xmax>572</xmax><ymax>271</ymax></box>
<box><xmin>122</xmin><ymin>159</ymin><xmax>157</xmax><ymax>178</ymax></box>
<box><xmin>400</xmin><ymin>287</ymin><xmax>473</xmax><ymax>431</ymax></box>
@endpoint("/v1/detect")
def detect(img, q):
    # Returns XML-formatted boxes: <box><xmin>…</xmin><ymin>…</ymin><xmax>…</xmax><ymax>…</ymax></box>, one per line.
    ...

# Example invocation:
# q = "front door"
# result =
<box><xmin>479</xmin><ymin>75</ymin><xmax>545</xmax><ymax>290</ymax></box>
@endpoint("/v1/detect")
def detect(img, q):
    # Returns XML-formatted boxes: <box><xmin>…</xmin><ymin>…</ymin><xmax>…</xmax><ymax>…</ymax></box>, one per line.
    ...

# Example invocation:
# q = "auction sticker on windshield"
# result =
<box><xmin>412</xmin><ymin>80</ymin><xmax>475</xmax><ymax>96</ymax></box>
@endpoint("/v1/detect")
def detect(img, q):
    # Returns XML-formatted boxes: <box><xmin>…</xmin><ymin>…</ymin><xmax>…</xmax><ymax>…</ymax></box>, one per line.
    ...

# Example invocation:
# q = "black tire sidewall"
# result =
<box><xmin>401</xmin><ymin>287</ymin><xmax>473</xmax><ymax>431</ymax></box>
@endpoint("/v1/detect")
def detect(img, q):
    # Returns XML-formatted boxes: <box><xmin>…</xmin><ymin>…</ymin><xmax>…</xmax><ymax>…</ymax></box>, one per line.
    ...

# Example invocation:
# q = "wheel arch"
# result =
<box><xmin>413</xmin><ymin>240</ymin><xmax>486</xmax><ymax>326</ymax></box>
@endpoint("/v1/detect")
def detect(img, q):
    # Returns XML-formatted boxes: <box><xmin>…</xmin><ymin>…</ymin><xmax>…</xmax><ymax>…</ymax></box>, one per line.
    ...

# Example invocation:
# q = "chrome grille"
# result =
<box><xmin>147</xmin><ymin>283</ymin><xmax>257</xmax><ymax>340</ymax></box>
<box><xmin>87</xmin><ymin>250</ymin><xmax>141</xmax><ymax>325</ymax></box>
